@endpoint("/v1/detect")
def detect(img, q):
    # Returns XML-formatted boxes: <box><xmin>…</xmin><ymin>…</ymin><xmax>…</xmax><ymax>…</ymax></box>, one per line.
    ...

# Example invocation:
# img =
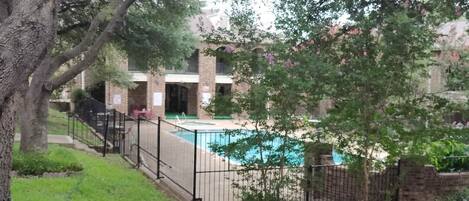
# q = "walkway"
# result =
<box><xmin>14</xmin><ymin>134</ymin><xmax>98</xmax><ymax>154</ymax></box>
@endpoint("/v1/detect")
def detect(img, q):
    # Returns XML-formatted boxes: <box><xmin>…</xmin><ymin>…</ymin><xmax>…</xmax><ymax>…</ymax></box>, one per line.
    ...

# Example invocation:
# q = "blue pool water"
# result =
<box><xmin>175</xmin><ymin>130</ymin><xmax>344</xmax><ymax>165</ymax></box>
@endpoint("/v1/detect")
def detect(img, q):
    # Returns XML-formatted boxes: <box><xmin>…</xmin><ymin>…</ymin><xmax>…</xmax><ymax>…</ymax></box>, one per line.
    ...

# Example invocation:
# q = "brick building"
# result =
<box><xmin>102</xmin><ymin>11</ymin><xmax>246</xmax><ymax>120</ymax></box>
<box><xmin>74</xmin><ymin>15</ymin><xmax>467</xmax><ymax>121</ymax></box>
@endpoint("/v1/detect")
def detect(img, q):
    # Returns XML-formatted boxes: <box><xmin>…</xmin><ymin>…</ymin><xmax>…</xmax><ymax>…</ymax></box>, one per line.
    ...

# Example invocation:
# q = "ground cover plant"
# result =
<box><xmin>12</xmin><ymin>144</ymin><xmax>83</xmax><ymax>176</ymax></box>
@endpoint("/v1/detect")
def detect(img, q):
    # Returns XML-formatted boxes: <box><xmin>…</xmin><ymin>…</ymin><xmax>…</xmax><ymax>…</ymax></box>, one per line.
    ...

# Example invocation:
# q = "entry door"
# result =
<box><xmin>166</xmin><ymin>84</ymin><xmax>188</xmax><ymax>114</ymax></box>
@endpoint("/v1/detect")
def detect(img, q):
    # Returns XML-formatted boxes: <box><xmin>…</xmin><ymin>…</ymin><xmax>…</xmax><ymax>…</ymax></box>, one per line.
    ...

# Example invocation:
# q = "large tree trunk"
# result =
<box><xmin>19</xmin><ymin>89</ymin><xmax>50</xmax><ymax>153</ymax></box>
<box><xmin>18</xmin><ymin>57</ymin><xmax>54</xmax><ymax>153</ymax></box>
<box><xmin>0</xmin><ymin>95</ymin><xmax>16</xmax><ymax>200</ymax></box>
<box><xmin>17</xmin><ymin>0</ymin><xmax>136</xmax><ymax>154</ymax></box>
<box><xmin>0</xmin><ymin>1</ymin><xmax>56</xmax><ymax>199</ymax></box>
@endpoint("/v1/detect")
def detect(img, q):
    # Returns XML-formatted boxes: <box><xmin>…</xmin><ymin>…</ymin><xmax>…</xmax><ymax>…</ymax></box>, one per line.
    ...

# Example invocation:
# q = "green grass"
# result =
<box><xmin>47</xmin><ymin>109</ymin><xmax>70</xmax><ymax>135</ymax></box>
<box><xmin>12</xmin><ymin>145</ymin><xmax>171</xmax><ymax>201</ymax></box>
<box><xmin>16</xmin><ymin>108</ymin><xmax>79</xmax><ymax>135</ymax></box>
<box><xmin>13</xmin><ymin>144</ymin><xmax>83</xmax><ymax>176</ymax></box>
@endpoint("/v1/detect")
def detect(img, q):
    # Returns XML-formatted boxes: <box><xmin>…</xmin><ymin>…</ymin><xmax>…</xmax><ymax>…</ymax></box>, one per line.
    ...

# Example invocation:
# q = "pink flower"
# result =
<box><xmin>420</xmin><ymin>7</ymin><xmax>427</xmax><ymax>16</ymax></box>
<box><xmin>264</xmin><ymin>53</ymin><xmax>275</xmax><ymax>64</ymax></box>
<box><xmin>328</xmin><ymin>26</ymin><xmax>339</xmax><ymax>36</ymax></box>
<box><xmin>348</xmin><ymin>28</ymin><xmax>361</xmax><ymax>36</ymax></box>
<box><xmin>224</xmin><ymin>45</ymin><xmax>235</xmax><ymax>53</ymax></box>
<box><xmin>283</xmin><ymin>59</ymin><xmax>295</xmax><ymax>68</ymax></box>
<box><xmin>340</xmin><ymin>58</ymin><xmax>347</xmax><ymax>65</ymax></box>
<box><xmin>403</xmin><ymin>0</ymin><xmax>410</xmax><ymax>8</ymax></box>
<box><xmin>451</xmin><ymin>51</ymin><xmax>460</xmax><ymax>61</ymax></box>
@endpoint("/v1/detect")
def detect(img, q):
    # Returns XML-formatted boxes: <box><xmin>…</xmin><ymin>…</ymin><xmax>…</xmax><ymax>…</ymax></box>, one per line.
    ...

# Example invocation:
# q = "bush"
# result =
<box><xmin>421</xmin><ymin>140</ymin><xmax>469</xmax><ymax>172</ymax></box>
<box><xmin>12</xmin><ymin>145</ymin><xmax>83</xmax><ymax>176</ymax></box>
<box><xmin>70</xmin><ymin>88</ymin><xmax>87</xmax><ymax>105</ymax></box>
<box><xmin>438</xmin><ymin>189</ymin><xmax>469</xmax><ymax>201</ymax></box>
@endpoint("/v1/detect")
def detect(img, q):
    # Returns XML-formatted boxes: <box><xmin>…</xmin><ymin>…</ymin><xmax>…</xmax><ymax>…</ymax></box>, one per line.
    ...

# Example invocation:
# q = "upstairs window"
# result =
<box><xmin>216</xmin><ymin>47</ymin><xmax>232</xmax><ymax>75</ymax></box>
<box><xmin>166</xmin><ymin>50</ymin><xmax>199</xmax><ymax>74</ymax></box>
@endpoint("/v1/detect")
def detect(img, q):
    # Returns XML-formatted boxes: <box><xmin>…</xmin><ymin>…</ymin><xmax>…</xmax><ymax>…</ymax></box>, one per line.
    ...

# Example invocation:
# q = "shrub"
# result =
<box><xmin>421</xmin><ymin>140</ymin><xmax>469</xmax><ymax>172</ymax></box>
<box><xmin>70</xmin><ymin>88</ymin><xmax>87</xmax><ymax>105</ymax></box>
<box><xmin>12</xmin><ymin>145</ymin><xmax>83</xmax><ymax>176</ymax></box>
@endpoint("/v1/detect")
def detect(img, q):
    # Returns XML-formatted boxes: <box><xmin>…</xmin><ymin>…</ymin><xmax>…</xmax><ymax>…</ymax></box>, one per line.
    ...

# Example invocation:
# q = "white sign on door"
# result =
<box><xmin>112</xmin><ymin>94</ymin><xmax>121</xmax><ymax>105</ymax></box>
<box><xmin>202</xmin><ymin>93</ymin><xmax>211</xmax><ymax>106</ymax></box>
<box><xmin>153</xmin><ymin>92</ymin><xmax>162</xmax><ymax>106</ymax></box>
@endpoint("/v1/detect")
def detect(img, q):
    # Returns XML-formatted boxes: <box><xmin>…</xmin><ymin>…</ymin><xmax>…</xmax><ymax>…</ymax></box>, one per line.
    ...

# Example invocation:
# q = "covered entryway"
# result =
<box><xmin>165</xmin><ymin>83</ymin><xmax>198</xmax><ymax>118</ymax></box>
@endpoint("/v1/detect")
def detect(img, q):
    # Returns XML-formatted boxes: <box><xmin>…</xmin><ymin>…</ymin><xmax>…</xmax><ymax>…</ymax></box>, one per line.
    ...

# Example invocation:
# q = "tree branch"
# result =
<box><xmin>57</xmin><ymin>21</ymin><xmax>91</xmax><ymax>35</ymax></box>
<box><xmin>0</xmin><ymin>0</ymin><xmax>55</xmax><ymax>106</ymax></box>
<box><xmin>49</xmin><ymin>0</ymin><xmax>136</xmax><ymax>90</ymax></box>
<box><xmin>46</xmin><ymin>10</ymin><xmax>101</xmax><ymax>75</ymax></box>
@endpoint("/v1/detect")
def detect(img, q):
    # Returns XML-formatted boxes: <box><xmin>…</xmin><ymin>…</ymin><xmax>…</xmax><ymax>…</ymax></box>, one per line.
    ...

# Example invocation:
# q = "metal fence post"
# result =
<box><xmin>122</xmin><ymin>113</ymin><xmax>126</xmax><ymax>156</ymax></box>
<box><xmin>305</xmin><ymin>165</ymin><xmax>312</xmax><ymax>201</ymax></box>
<box><xmin>103</xmin><ymin>113</ymin><xmax>109</xmax><ymax>157</ymax></box>
<box><xmin>112</xmin><ymin>109</ymin><xmax>117</xmax><ymax>151</ymax></box>
<box><xmin>67</xmin><ymin>113</ymin><xmax>70</xmax><ymax>137</ymax></box>
<box><xmin>137</xmin><ymin>116</ymin><xmax>141</xmax><ymax>168</ymax></box>
<box><xmin>193</xmin><ymin>129</ymin><xmax>198</xmax><ymax>201</ymax></box>
<box><xmin>157</xmin><ymin>116</ymin><xmax>161</xmax><ymax>179</ymax></box>
<box><xmin>72</xmin><ymin>115</ymin><xmax>75</xmax><ymax>141</ymax></box>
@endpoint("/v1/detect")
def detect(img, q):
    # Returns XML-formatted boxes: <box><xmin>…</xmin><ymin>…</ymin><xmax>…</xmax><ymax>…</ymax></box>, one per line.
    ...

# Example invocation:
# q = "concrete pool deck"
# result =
<box><xmin>122</xmin><ymin>120</ymin><xmax>305</xmax><ymax>201</ymax></box>
<box><xmin>162</xmin><ymin>119</ymin><xmax>256</xmax><ymax>131</ymax></box>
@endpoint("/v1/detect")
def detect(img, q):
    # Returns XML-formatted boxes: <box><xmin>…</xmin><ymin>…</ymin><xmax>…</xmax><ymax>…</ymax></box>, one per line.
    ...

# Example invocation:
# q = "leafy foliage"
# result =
<box><xmin>55</xmin><ymin>0</ymin><xmax>200</xmax><ymax>87</ymax></box>
<box><xmin>12</xmin><ymin>145</ymin><xmax>83</xmax><ymax>176</ymax></box>
<box><xmin>204</xmin><ymin>0</ymin><xmax>467</xmax><ymax>200</ymax></box>
<box><xmin>70</xmin><ymin>88</ymin><xmax>87</xmax><ymax>105</ymax></box>
<box><xmin>415</xmin><ymin>140</ymin><xmax>469</xmax><ymax>172</ymax></box>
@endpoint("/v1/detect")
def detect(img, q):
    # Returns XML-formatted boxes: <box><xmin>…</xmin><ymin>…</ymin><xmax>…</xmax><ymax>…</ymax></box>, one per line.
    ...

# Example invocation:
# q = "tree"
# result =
<box><xmin>18</xmin><ymin>0</ymin><xmax>199</xmax><ymax>153</ymax></box>
<box><xmin>207</xmin><ymin>0</ymin><xmax>467</xmax><ymax>200</ymax></box>
<box><xmin>0</xmin><ymin>1</ymin><xmax>56</xmax><ymax>199</ymax></box>
<box><xmin>204</xmin><ymin>1</ymin><xmax>327</xmax><ymax>200</ymax></box>
<box><xmin>275</xmin><ymin>0</ymin><xmax>467</xmax><ymax>200</ymax></box>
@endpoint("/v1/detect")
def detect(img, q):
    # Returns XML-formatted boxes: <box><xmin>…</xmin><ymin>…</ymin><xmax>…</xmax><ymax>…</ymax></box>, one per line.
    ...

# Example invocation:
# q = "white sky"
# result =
<box><xmin>202</xmin><ymin>0</ymin><xmax>276</xmax><ymax>30</ymax></box>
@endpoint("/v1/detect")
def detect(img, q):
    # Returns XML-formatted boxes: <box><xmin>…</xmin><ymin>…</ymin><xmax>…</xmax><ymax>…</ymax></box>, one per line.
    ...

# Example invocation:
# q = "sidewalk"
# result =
<box><xmin>14</xmin><ymin>134</ymin><xmax>73</xmax><ymax>145</ymax></box>
<box><xmin>14</xmin><ymin>134</ymin><xmax>98</xmax><ymax>154</ymax></box>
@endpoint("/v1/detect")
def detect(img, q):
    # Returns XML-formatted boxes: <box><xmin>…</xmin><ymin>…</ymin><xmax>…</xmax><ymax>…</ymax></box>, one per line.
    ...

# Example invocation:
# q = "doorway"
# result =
<box><xmin>127</xmin><ymin>82</ymin><xmax>147</xmax><ymax>114</ymax></box>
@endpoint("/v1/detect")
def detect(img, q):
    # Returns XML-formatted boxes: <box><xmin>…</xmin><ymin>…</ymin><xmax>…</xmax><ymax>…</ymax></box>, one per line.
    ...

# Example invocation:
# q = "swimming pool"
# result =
<box><xmin>175</xmin><ymin>130</ymin><xmax>343</xmax><ymax>165</ymax></box>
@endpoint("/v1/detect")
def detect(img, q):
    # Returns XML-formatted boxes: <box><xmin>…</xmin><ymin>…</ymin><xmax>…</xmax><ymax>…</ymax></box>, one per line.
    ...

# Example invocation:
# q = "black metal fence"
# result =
<box><xmin>67</xmin><ymin>114</ymin><xmax>105</xmax><ymax>151</ymax></box>
<box><xmin>71</xmin><ymin>97</ymin><xmax>400</xmax><ymax>201</ymax></box>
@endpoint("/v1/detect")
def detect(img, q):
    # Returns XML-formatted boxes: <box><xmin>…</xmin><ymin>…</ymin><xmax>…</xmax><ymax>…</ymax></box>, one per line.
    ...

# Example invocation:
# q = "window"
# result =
<box><xmin>128</xmin><ymin>55</ymin><xmax>147</xmax><ymax>72</ymax></box>
<box><xmin>166</xmin><ymin>50</ymin><xmax>199</xmax><ymax>74</ymax></box>
<box><xmin>216</xmin><ymin>47</ymin><xmax>232</xmax><ymax>75</ymax></box>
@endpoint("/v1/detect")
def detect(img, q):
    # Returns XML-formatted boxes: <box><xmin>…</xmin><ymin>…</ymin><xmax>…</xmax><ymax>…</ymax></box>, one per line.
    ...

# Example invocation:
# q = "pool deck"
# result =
<box><xmin>124</xmin><ymin>119</ymin><xmax>305</xmax><ymax>201</ymax></box>
<box><xmin>163</xmin><ymin>119</ymin><xmax>256</xmax><ymax>131</ymax></box>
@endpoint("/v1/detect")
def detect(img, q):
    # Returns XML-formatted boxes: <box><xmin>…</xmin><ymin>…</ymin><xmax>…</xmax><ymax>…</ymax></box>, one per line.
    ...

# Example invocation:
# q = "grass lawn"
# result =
<box><xmin>16</xmin><ymin>108</ymin><xmax>75</xmax><ymax>135</ymax></box>
<box><xmin>47</xmin><ymin>108</ymin><xmax>70</xmax><ymax>135</ymax></box>
<box><xmin>12</xmin><ymin>145</ymin><xmax>171</xmax><ymax>201</ymax></box>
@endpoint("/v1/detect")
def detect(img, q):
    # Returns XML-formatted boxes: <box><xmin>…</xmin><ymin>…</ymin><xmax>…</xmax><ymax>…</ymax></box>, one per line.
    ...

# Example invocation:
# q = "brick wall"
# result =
<box><xmin>197</xmin><ymin>43</ymin><xmax>216</xmax><ymax>119</ymax></box>
<box><xmin>105</xmin><ymin>58</ymin><xmax>128</xmax><ymax>114</ymax></box>
<box><xmin>315</xmin><ymin>155</ymin><xmax>399</xmax><ymax>201</ymax></box>
<box><xmin>399</xmin><ymin>160</ymin><xmax>469</xmax><ymax>201</ymax></box>
<box><xmin>147</xmin><ymin>72</ymin><xmax>165</xmax><ymax>119</ymax></box>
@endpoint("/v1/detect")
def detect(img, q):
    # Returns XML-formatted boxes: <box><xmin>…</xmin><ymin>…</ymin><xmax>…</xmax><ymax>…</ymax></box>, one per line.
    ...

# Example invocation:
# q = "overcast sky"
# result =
<box><xmin>203</xmin><ymin>0</ymin><xmax>276</xmax><ymax>30</ymax></box>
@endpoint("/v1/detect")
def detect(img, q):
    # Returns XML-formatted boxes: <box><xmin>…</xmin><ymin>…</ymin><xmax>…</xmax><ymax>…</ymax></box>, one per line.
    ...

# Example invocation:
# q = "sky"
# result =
<box><xmin>202</xmin><ymin>0</ymin><xmax>276</xmax><ymax>30</ymax></box>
